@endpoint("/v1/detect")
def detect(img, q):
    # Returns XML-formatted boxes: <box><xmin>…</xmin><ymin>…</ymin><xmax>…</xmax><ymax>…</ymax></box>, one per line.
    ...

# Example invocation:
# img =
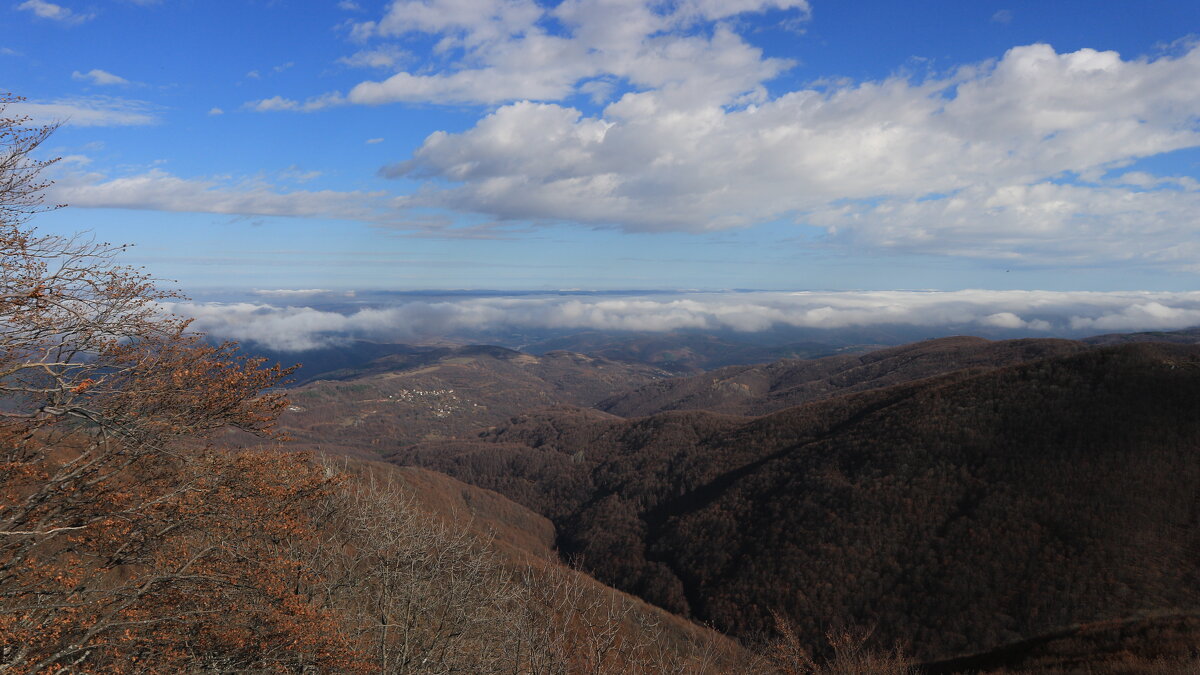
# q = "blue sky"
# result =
<box><xmin>5</xmin><ymin>0</ymin><xmax>1200</xmax><ymax>300</ymax></box>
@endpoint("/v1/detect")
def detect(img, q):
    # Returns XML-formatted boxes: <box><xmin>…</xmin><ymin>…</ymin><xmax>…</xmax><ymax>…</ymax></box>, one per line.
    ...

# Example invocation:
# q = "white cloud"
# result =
<box><xmin>48</xmin><ymin>168</ymin><xmax>392</xmax><ymax>222</ymax></box>
<box><xmin>16</xmin><ymin>0</ymin><xmax>92</xmax><ymax>24</ymax></box>
<box><xmin>278</xmin><ymin>166</ymin><xmax>322</xmax><ymax>184</ymax></box>
<box><xmin>375</xmin><ymin>42</ymin><xmax>1200</xmax><ymax>268</ymax></box>
<box><xmin>366</xmin><ymin>137</ymin><xmax>384</xmax><ymax>144</ymax></box>
<box><xmin>7</xmin><ymin>97</ymin><xmax>158</xmax><ymax>126</ymax></box>
<box><xmin>232</xmin><ymin>2</ymin><xmax>1200</xmax><ymax>271</ymax></box>
<box><xmin>168</xmin><ymin>290</ymin><xmax>1200</xmax><ymax>352</ymax></box>
<box><xmin>342</xmin><ymin>1</ymin><xmax>798</xmax><ymax>106</ymax></box>
<box><xmin>252</xmin><ymin>0</ymin><xmax>805</xmax><ymax>110</ymax></box>
<box><xmin>807</xmin><ymin>181</ymin><xmax>1200</xmax><ymax>267</ymax></box>
<box><xmin>247</xmin><ymin>92</ymin><xmax>345</xmax><ymax>112</ymax></box>
<box><xmin>1068</xmin><ymin>302</ymin><xmax>1200</xmax><ymax>332</ymax></box>
<box><xmin>72</xmin><ymin>69</ymin><xmax>131</xmax><ymax>86</ymax></box>
<box><xmin>338</xmin><ymin>45</ymin><xmax>407</xmax><ymax>69</ymax></box>
<box><xmin>208</xmin><ymin>107</ymin><xmax>224</xmax><ymax>115</ymax></box>
<box><xmin>980</xmin><ymin>312</ymin><xmax>1050</xmax><ymax>331</ymax></box>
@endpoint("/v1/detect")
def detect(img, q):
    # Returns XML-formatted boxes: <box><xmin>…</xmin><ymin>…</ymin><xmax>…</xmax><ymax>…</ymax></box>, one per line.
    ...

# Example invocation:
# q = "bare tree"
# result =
<box><xmin>305</xmin><ymin>466</ymin><xmax>519</xmax><ymax>674</ymax></box>
<box><xmin>0</xmin><ymin>94</ymin><xmax>60</xmax><ymax>225</ymax></box>
<box><xmin>763</xmin><ymin>611</ymin><xmax>913</xmax><ymax>675</ymax></box>
<box><xmin>0</xmin><ymin>96</ymin><xmax>370</xmax><ymax>674</ymax></box>
<box><xmin>304</xmin><ymin>458</ymin><xmax>736</xmax><ymax>675</ymax></box>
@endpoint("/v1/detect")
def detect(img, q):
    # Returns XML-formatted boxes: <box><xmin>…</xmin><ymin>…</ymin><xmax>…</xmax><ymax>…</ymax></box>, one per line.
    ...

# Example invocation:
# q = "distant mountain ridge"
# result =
<box><xmin>521</xmin><ymin>331</ymin><xmax>872</xmax><ymax>373</ymax></box>
<box><xmin>597</xmin><ymin>336</ymin><xmax>1087</xmax><ymax>417</ymax></box>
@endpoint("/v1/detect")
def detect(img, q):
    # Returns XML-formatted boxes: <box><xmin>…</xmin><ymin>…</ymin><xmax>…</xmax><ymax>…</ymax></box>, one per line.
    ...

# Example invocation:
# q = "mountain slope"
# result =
<box><xmin>390</xmin><ymin>343</ymin><xmax>1200</xmax><ymax>661</ymax></box>
<box><xmin>270</xmin><ymin>346</ymin><xmax>670</xmax><ymax>449</ymax></box>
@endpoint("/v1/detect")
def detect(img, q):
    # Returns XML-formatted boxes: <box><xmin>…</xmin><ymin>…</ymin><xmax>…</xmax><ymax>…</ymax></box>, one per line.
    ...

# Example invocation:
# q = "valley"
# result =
<box><xmin>232</xmin><ymin>330</ymin><xmax>1200</xmax><ymax>671</ymax></box>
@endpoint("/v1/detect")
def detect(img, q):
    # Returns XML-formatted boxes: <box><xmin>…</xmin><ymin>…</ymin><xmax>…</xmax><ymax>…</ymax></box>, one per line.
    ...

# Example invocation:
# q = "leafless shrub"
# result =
<box><xmin>306</xmin><ymin>466</ymin><xmax>518</xmax><ymax>673</ymax></box>
<box><xmin>308</xmin><ymin>457</ymin><xmax>733</xmax><ymax>674</ymax></box>
<box><xmin>765</xmin><ymin>611</ymin><xmax>913</xmax><ymax>675</ymax></box>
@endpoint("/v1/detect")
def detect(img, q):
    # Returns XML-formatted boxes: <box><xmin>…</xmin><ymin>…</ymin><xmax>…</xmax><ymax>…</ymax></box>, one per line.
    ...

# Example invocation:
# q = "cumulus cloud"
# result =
<box><xmin>808</xmin><ymin>181</ymin><xmax>1200</xmax><ymax>266</ymax></box>
<box><xmin>373</xmin><ymin>41</ymin><xmax>1200</xmax><ymax>267</ymax></box>
<box><xmin>247</xmin><ymin>92</ymin><xmax>346</xmax><ymax>112</ymax></box>
<box><xmin>342</xmin><ymin>0</ymin><xmax>800</xmax><ymax>106</ymax></box>
<box><xmin>251</xmin><ymin>0</ymin><xmax>804</xmax><ymax>110</ymax></box>
<box><xmin>338</xmin><ymin>45</ymin><xmax>408</xmax><ymax>69</ymax></box>
<box><xmin>168</xmin><ymin>290</ymin><xmax>1200</xmax><ymax>352</ymax></box>
<box><xmin>71</xmin><ymin>69</ymin><xmax>131</xmax><ymax>86</ymax></box>
<box><xmin>7</xmin><ymin>97</ymin><xmax>159</xmax><ymax>126</ymax></box>
<box><xmin>48</xmin><ymin>168</ymin><xmax>392</xmax><ymax>221</ymax></box>
<box><xmin>242</xmin><ymin>2</ymin><xmax>1200</xmax><ymax>270</ymax></box>
<box><xmin>17</xmin><ymin>0</ymin><xmax>92</xmax><ymax>24</ymax></box>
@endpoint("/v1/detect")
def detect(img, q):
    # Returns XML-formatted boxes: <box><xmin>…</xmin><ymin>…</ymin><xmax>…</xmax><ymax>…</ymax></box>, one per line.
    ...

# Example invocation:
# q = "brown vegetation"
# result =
<box><xmin>392</xmin><ymin>343</ymin><xmax>1200</xmax><ymax>661</ymax></box>
<box><xmin>0</xmin><ymin>97</ymin><xmax>741</xmax><ymax>672</ymax></box>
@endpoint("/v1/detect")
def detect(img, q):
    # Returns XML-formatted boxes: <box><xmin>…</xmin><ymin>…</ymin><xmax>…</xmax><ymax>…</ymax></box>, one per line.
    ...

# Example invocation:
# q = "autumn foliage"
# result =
<box><xmin>0</xmin><ymin>94</ymin><xmax>748</xmax><ymax>674</ymax></box>
<box><xmin>0</xmin><ymin>96</ymin><xmax>370</xmax><ymax>672</ymax></box>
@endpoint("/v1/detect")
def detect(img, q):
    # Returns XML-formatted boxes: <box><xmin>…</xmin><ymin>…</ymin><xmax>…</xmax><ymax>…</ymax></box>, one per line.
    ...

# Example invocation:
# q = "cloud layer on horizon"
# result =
<box><xmin>167</xmin><ymin>290</ymin><xmax>1200</xmax><ymax>352</ymax></box>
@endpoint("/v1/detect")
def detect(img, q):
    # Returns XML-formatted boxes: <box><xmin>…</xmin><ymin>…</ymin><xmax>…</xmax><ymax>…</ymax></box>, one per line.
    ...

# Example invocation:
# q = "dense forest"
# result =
<box><xmin>391</xmin><ymin>343</ymin><xmax>1200</xmax><ymax>661</ymax></box>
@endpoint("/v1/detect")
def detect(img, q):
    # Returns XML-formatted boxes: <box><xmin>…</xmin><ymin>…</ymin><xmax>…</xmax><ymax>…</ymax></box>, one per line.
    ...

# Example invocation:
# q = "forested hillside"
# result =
<box><xmin>391</xmin><ymin>343</ymin><xmax>1200</xmax><ymax>661</ymax></box>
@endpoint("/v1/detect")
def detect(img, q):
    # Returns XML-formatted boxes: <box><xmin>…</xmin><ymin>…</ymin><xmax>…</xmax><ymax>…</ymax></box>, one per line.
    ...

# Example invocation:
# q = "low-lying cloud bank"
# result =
<box><xmin>164</xmin><ymin>290</ymin><xmax>1200</xmax><ymax>352</ymax></box>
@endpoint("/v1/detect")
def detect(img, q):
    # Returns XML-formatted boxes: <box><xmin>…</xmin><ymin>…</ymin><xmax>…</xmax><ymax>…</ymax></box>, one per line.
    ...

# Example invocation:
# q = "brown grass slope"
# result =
<box><xmin>327</xmin><ymin>456</ymin><xmax>750</xmax><ymax>672</ymax></box>
<box><xmin>597</xmin><ymin>336</ymin><xmax>1087</xmax><ymax>417</ymax></box>
<box><xmin>333</xmin><ymin>457</ymin><xmax>560</xmax><ymax>563</ymax></box>
<box><xmin>389</xmin><ymin>343</ymin><xmax>1200</xmax><ymax>662</ymax></box>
